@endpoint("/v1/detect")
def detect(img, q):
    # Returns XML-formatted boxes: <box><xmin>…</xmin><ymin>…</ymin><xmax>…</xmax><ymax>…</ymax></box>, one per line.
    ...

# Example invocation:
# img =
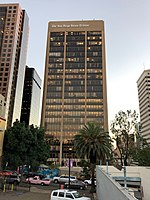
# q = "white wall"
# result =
<box><xmin>96</xmin><ymin>166</ymin><xmax>138</xmax><ymax>200</ymax></box>
<box><xmin>100</xmin><ymin>166</ymin><xmax>150</xmax><ymax>200</ymax></box>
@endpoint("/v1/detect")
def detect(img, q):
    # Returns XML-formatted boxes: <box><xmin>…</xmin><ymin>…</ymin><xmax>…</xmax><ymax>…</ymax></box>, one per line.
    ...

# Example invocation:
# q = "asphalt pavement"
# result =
<box><xmin>0</xmin><ymin>190</ymin><xmax>50</xmax><ymax>200</ymax></box>
<box><xmin>0</xmin><ymin>183</ymin><xmax>97</xmax><ymax>200</ymax></box>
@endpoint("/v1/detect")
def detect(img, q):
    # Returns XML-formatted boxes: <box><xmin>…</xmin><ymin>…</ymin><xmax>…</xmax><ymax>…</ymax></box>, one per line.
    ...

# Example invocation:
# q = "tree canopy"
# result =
<box><xmin>74</xmin><ymin>122</ymin><xmax>112</xmax><ymax>192</ymax></box>
<box><xmin>74</xmin><ymin>122</ymin><xmax>111</xmax><ymax>163</ymax></box>
<box><xmin>129</xmin><ymin>136</ymin><xmax>150</xmax><ymax>166</ymax></box>
<box><xmin>110</xmin><ymin>110</ymin><xmax>138</xmax><ymax>166</ymax></box>
<box><xmin>2</xmin><ymin>120</ymin><xmax>49</xmax><ymax>171</ymax></box>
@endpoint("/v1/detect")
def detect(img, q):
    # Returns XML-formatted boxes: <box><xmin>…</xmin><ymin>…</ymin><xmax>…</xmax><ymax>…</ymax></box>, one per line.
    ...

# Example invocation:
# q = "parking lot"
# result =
<box><xmin>0</xmin><ymin>190</ymin><xmax>50</xmax><ymax>200</ymax></box>
<box><xmin>0</xmin><ymin>182</ymin><xmax>97</xmax><ymax>200</ymax></box>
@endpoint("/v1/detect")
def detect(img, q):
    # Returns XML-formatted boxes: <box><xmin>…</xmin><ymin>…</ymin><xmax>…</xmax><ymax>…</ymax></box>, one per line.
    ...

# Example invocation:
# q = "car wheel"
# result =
<box><xmin>80</xmin><ymin>186</ymin><xmax>83</xmax><ymax>190</ymax></box>
<box><xmin>41</xmin><ymin>182</ymin><xmax>44</xmax><ymax>186</ymax></box>
<box><xmin>13</xmin><ymin>181</ymin><xmax>18</xmax><ymax>186</ymax></box>
<box><xmin>84</xmin><ymin>182</ymin><xmax>88</xmax><ymax>186</ymax></box>
<box><xmin>54</xmin><ymin>180</ymin><xmax>58</xmax><ymax>184</ymax></box>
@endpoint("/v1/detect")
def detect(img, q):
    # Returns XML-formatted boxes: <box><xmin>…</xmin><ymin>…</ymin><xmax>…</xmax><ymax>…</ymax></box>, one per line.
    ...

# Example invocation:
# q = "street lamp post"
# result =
<box><xmin>69</xmin><ymin>155</ymin><xmax>71</xmax><ymax>189</ymax></box>
<box><xmin>68</xmin><ymin>148</ymin><xmax>72</xmax><ymax>190</ymax></box>
<box><xmin>106</xmin><ymin>158</ymin><xmax>109</xmax><ymax>175</ymax></box>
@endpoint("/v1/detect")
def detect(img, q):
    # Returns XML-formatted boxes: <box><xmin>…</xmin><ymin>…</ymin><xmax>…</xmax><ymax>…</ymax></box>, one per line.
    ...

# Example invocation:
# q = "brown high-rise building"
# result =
<box><xmin>41</xmin><ymin>20</ymin><xmax>108</xmax><ymax>165</ymax></box>
<box><xmin>0</xmin><ymin>3</ymin><xmax>29</xmax><ymax>128</ymax></box>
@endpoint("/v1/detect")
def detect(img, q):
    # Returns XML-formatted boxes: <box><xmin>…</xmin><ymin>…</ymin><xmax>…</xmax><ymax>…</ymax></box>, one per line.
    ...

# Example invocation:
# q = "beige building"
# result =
<box><xmin>137</xmin><ymin>70</ymin><xmax>150</xmax><ymax>143</ymax></box>
<box><xmin>0</xmin><ymin>3</ymin><xmax>29</xmax><ymax>128</ymax></box>
<box><xmin>41</xmin><ymin>20</ymin><xmax>108</xmax><ymax>165</ymax></box>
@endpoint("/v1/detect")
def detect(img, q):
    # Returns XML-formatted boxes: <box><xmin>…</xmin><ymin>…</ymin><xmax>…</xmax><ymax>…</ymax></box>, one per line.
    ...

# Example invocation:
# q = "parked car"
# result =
<box><xmin>84</xmin><ymin>178</ymin><xmax>96</xmax><ymax>186</ymax></box>
<box><xmin>64</xmin><ymin>180</ymin><xmax>86</xmax><ymax>190</ymax></box>
<box><xmin>0</xmin><ymin>170</ymin><xmax>13</xmax><ymax>176</ymax></box>
<box><xmin>26</xmin><ymin>175</ymin><xmax>51</xmax><ymax>186</ymax></box>
<box><xmin>53</xmin><ymin>175</ymin><xmax>77</xmax><ymax>184</ymax></box>
<box><xmin>5</xmin><ymin>174</ymin><xmax>21</xmax><ymax>185</ymax></box>
<box><xmin>51</xmin><ymin>189</ymin><xmax>91</xmax><ymax>200</ymax></box>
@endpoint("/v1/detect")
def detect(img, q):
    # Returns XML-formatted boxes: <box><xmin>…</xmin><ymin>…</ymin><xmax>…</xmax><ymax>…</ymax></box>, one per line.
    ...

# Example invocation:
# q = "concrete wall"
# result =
<box><xmin>100</xmin><ymin>166</ymin><xmax>150</xmax><ymax>200</ymax></box>
<box><xmin>96</xmin><ymin>166</ymin><xmax>138</xmax><ymax>200</ymax></box>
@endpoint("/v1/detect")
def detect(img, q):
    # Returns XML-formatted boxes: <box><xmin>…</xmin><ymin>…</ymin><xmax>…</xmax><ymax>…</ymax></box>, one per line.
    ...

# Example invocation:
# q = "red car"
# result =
<box><xmin>0</xmin><ymin>170</ymin><xmax>13</xmax><ymax>176</ymax></box>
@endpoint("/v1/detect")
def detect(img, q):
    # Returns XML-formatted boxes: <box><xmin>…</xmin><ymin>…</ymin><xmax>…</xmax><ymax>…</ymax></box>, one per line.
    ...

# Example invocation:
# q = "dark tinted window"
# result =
<box><xmin>66</xmin><ymin>193</ymin><xmax>74</xmax><ymax>199</ymax></box>
<box><xmin>59</xmin><ymin>192</ymin><xmax>64</xmax><ymax>197</ymax></box>
<box><xmin>10</xmin><ymin>175</ymin><xmax>17</xmax><ymax>178</ymax></box>
<box><xmin>53</xmin><ymin>191</ymin><xmax>58</xmax><ymax>196</ymax></box>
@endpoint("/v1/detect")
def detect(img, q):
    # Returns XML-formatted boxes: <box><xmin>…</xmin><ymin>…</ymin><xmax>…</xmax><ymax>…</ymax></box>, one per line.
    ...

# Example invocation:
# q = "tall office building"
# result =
<box><xmin>20</xmin><ymin>66</ymin><xmax>41</xmax><ymax>126</ymax></box>
<box><xmin>41</xmin><ymin>20</ymin><xmax>108</xmax><ymax>165</ymax></box>
<box><xmin>0</xmin><ymin>3</ymin><xmax>29</xmax><ymax>128</ymax></box>
<box><xmin>0</xmin><ymin>94</ymin><xmax>6</xmax><ymax>169</ymax></box>
<box><xmin>137</xmin><ymin>70</ymin><xmax>150</xmax><ymax>143</ymax></box>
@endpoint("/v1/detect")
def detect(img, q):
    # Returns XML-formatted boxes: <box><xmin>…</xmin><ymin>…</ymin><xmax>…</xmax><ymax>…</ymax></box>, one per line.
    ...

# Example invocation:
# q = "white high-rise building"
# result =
<box><xmin>137</xmin><ymin>70</ymin><xmax>150</xmax><ymax>143</ymax></box>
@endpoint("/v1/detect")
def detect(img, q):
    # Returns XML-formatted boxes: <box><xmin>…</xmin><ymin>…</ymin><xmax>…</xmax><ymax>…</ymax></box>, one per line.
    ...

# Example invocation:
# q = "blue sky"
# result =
<box><xmin>2</xmin><ymin>0</ymin><xmax>150</xmax><ymax>125</ymax></box>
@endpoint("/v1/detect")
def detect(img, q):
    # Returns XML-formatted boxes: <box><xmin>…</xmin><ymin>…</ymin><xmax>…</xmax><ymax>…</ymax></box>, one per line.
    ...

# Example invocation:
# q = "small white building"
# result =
<box><xmin>97</xmin><ymin>165</ymin><xmax>150</xmax><ymax>200</ymax></box>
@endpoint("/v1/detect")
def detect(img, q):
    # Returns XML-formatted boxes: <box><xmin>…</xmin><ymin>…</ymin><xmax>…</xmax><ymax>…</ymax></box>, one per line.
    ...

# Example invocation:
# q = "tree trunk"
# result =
<box><xmin>0</xmin><ymin>156</ymin><xmax>2</xmax><ymax>171</ymax></box>
<box><xmin>90</xmin><ymin>163</ymin><xmax>96</xmax><ymax>193</ymax></box>
<box><xmin>89</xmin><ymin>150</ymin><xmax>96</xmax><ymax>193</ymax></box>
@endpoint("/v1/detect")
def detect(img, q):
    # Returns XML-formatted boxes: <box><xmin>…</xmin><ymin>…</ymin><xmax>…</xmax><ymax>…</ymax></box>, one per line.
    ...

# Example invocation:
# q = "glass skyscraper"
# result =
<box><xmin>20</xmin><ymin>66</ymin><xmax>41</xmax><ymax>126</ymax></box>
<box><xmin>41</xmin><ymin>20</ymin><xmax>108</xmax><ymax>165</ymax></box>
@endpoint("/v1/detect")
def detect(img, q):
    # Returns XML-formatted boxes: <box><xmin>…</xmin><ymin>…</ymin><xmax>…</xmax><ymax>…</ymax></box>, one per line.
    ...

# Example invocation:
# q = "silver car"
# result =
<box><xmin>64</xmin><ymin>180</ymin><xmax>86</xmax><ymax>190</ymax></box>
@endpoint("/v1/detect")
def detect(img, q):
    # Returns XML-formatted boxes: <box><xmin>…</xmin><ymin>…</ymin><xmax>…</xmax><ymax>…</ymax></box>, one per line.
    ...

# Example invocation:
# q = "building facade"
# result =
<box><xmin>41</xmin><ymin>20</ymin><xmax>108</xmax><ymax>165</ymax></box>
<box><xmin>0</xmin><ymin>3</ymin><xmax>29</xmax><ymax>128</ymax></box>
<box><xmin>137</xmin><ymin>70</ymin><xmax>150</xmax><ymax>143</ymax></box>
<box><xmin>0</xmin><ymin>94</ymin><xmax>6</xmax><ymax>119</ymax></box>
<box><xmin>20</xmin><ymin>66</ymin><xmax>41</xmax><ymax>126</ymax></box>
<box><xmin>0</xmin><ymin>94</ymin><xmax>6</xmax><ymax>169</ymax></box>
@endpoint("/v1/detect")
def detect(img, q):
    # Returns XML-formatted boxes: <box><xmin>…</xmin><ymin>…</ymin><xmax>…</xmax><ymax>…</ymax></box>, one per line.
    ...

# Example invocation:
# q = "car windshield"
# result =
<box><xmin>72</xmin><ymin>191</ymin><xmax>82</xmax><ymax>198</ymax></box>
<box><xmin>70</xmin><ymin>176</ymin><xmax>75</xmax><ymax>179</ymax></box>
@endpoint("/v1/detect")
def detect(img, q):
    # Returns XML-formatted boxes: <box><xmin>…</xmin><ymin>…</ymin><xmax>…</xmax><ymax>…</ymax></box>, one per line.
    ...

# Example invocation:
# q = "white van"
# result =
<box><xmin>51</xmin><ymin>189</ymin><xmax>91</xmax><ymax>200</ymax></box>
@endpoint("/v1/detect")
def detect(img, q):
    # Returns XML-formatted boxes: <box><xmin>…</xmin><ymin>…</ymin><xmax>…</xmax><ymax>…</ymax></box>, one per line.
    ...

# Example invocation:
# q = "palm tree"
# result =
<box><xmin>74</xmin><ymin>122</ymin><xmax>112</xmax><ymax>193</ymax></box>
